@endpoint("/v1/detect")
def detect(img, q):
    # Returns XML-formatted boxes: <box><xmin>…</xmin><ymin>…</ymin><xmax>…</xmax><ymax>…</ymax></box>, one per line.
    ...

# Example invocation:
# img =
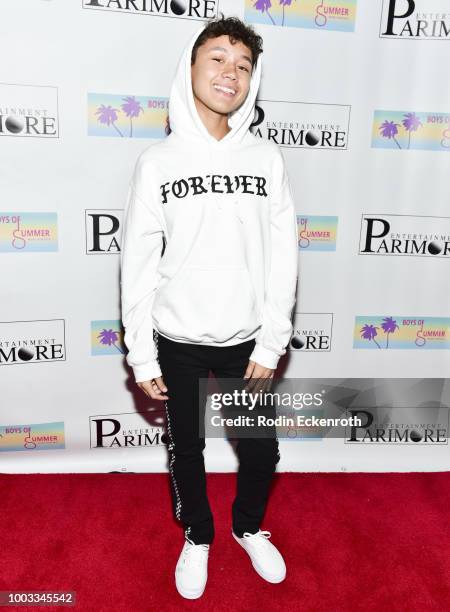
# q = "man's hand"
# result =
<box><xmin>137</xmin><ymin>376</ymin><xmax>169</xmax><ymax>400</ymax></box>
<box><xmin>243</xmin><ymin>360</ymin><xmax>274</xmax><ymax>394</ymax></box>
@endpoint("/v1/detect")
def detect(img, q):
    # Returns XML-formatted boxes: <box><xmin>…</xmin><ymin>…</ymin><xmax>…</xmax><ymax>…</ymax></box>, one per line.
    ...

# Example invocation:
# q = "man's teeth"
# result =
<box><xmin>213</xmin><ymin>84</ymin><xmax>236</xmax><ymax>95</ymax></box>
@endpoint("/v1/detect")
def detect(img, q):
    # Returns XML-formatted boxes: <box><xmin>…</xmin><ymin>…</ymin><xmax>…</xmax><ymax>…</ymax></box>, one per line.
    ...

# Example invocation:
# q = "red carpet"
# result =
<box><xmin>1</xmin><ymin>472</ymin><xmax>449</xmax><ymax>611</ymax></box>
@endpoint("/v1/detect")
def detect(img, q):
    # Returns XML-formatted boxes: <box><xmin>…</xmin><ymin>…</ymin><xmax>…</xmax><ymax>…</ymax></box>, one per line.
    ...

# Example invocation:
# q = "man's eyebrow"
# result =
<box><xmin>208</xmin><ymin>46</ymin><xmax>252</xmax><ymax>65</ymax></box>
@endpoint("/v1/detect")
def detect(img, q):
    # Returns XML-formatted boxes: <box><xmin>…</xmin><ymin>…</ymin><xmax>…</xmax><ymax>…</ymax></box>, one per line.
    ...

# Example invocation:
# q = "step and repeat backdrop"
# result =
<box><xmin>1</xmin><ymin>1</ymin><xmax>449</xmax><ymax>473</ymax></box>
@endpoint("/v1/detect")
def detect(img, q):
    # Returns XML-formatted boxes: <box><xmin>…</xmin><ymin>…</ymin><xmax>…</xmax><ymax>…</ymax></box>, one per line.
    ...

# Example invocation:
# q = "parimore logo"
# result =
<box><xmin>89</xmin><ymin>412</ymin><xmax>166</xmax><ymax>449</ymax></box>
<box><xmin>290</xmin><ymin>313</ymin><xmax>334</xmax><ymax>351</ymax></box>
<box><xmin>359</xmin><ymin>214</ymin><xmax>450</xmax><ymax>257</ymax></box>
<box><xmin>82</xmin><ymin>0</ymin><xmax>219</xmax><ymax>20</ymax></box>
<box><xmin>252</xmin><ymin>100</ymin><xmax>350</xmax><ymax>149</ymax></box>
<box><xmin>380</xmin><ymin>0</ymin><xmax>450</xmax><ymax>39</ymax></box>
<box><xmin>0</xmin><ymin>83</ymin><xmax>59</xmax><ymax>138</ymax></box>
<box><xmin>0</xmin><ymin>320</ymin><xmax>66</xmax><ymax>366</ymax></box>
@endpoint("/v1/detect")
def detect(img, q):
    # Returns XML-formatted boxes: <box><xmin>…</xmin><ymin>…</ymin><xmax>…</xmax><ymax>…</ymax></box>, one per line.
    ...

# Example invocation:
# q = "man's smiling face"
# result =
<box><xmin>191</xmin><ymin>34</ymin><xmax>253</xmax><ymax>119</ymax></box>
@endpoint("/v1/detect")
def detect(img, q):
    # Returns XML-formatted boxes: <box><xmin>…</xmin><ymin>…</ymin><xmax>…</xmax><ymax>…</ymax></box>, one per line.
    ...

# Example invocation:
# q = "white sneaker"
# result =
<box><xmin>232</xmin><ymin>529</ymin><xmax>286</xmax><ymax>583</ymax></box>
<box><xmin>175</xmin><ymin>537</ymin><xmax>210</xmax><ymax>599</ymax></box>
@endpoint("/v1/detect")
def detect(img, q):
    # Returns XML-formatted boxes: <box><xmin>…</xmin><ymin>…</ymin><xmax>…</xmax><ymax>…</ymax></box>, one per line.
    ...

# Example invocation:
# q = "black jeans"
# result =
<box><xmin>156</xmin><ymin>331</ymin><xmax>280</xmax><ymax>545</ymax></box>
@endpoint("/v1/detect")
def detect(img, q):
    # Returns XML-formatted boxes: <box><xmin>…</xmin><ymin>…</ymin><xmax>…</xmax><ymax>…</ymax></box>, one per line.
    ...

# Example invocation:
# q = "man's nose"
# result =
<box><xmin>222</xmin><ymin>65</ymin><xmax>238</xmax><ymax>80</ymax></box>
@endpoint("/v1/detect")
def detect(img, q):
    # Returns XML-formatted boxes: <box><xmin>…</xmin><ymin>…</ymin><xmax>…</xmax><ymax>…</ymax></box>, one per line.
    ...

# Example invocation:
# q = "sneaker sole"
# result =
<box><xmin>232</xmin><ymin>531</ymin><xmax>286</xmax><ymax>584</ymax></box>
<box><xmin>175</xmin><ymin>577</ymin><xmax>207</xmax><ymax>600</ymax></box>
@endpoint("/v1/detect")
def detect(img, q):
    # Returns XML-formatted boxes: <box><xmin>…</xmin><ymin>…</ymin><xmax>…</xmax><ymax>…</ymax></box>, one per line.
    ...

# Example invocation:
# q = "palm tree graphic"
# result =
<box><xmin>402</xmin><ymin>112</ymin><xmax>422</xmax><ymax>149</ymax></box>
<box><xmin>97</xmin><ymin>328</ymin><xmax>124</xmax><ymax>354</ymax></box>
<box><xmin>121</xmin><ymin>96</ymin><xmax>144</xmax><ymax>138</ymax></box>
<box><xmin>379</xmin><ymin>120</ymin><xmax>402</xmax><ymax>149</ymax></box>
<box><xmin>379</xmin><ymin>113</ymin><xmax>423</xmax><ymax>150</ymax></box>
<box><xmin>280</xmin><ymin>0</ymin><xmax>294</xmax><ymax>26</ymax></box>
<box><xmin>95</xmin><ymin>105</ymin><xmax>124</xmax><ymax>137</ymax></box>
<box><xmin>360</xmin><ymin>324</ymin><xmax>381</xmax><ymax>348</ymax></box>
<box><xmin>380</xmin><ymin>316</ymin><xmax>399</xmax><ymax>348</ymax></box>
<box><xmin>253</xmin><ymin>0</ymin><xmax>296</xmax><ymax>27</ymax></box>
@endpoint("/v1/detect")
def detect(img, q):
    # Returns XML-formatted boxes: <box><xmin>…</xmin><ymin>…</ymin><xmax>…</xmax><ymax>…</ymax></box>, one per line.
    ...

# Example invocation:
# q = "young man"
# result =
<box><xmin>120</xmin><ymin>15</ymin><xmax>298</xmax><ymax>599</ymax></box>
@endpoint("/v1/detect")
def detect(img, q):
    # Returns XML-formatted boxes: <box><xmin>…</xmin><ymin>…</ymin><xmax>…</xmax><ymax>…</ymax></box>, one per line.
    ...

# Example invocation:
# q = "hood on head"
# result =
<box><xmin>167</xmin><ymin>23</ymin><xmax>262</xmax><ymax>146</ymax></box>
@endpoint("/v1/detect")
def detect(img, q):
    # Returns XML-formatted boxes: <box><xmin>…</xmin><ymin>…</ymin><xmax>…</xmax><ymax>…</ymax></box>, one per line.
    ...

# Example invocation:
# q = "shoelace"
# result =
<box><xmin>242</xmin><ymin>530</ymin><xmax>272</xmax><ymax>548</ymax></box>
<box><xmin>182</xmin><ymin>538</ymin><xmax>210</xmax><ymax>567</ymax></box>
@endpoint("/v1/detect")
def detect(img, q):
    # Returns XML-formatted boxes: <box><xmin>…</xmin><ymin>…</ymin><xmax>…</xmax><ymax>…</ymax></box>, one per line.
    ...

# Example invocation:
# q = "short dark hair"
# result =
<box><xmin>191</xmin><ymin>13</ymin><xmax>263</xmax><ymax>72</ymax></box>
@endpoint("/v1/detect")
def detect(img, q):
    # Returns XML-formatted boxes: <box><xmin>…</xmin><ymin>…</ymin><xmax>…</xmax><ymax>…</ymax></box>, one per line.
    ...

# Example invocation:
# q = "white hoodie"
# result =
<box><xmin>120</xmin><ymin>23</ymin><xmax>299</xmax><ymax>383</ymax></box>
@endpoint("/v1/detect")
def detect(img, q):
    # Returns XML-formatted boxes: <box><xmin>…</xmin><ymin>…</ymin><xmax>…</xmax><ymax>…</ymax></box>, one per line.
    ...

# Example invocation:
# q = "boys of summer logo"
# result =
<box><xmin>354</xmin><ymin>316</ymin><xmax>450</xmax><ymax>349</ymax></box>
<box><xmin>82</xmin><ymin>0</ymin><xmax>219</xmax><ymax>20</ymax></box>
<box><xmin>89</xmin><ymin>413</ymin><xmax>166</xmax><ymax>449</ymax></box>
<box><xmin>91</xmin><ymin>320</ymin><xmax>125</xmax><ymax>356</ymax></box>
<box><xmin>0</xmin><ymin>213</ymin><xmax>58</xmax><ymax>252</ymax></box>
<box><xmin>88</xmin><ymin>93</ymin><xmax>169</xmax><ymax>138</ymax></box>
<box><xmin>0</xmin><ymin>83</ymin><xmax>58</xmax><ymax>138</ymax></box>
<box><xmin>371</xmin><ymin>110</ymin><xmax>450</xmax><ymax>152</ymax></box>
<box><xmin>290</xmin><ymin>312</ymin><xmax>333</xmax><ymax>351</ymax></box>
<box><xmin>251</xmin><ymin>100</ymin><xmax>350</xmax><ymax>149</ymax></box>
<box><xmin>0</xmin><ymin>422</ymin><xmax>65</xmax><ymax>452</ymax></box>
<box><xmin>297</xmin><ymin>215</ymin><xmax>338</xmax><ymax>251</ymax></box>
<box><xmin>245</xmin><ymin>0</ymin><xmax>356</xmax><ymax>32</ymax></box>
<box><xmin>359</xmin><ymin>214</ymin><xmax>450</xmax><ymax>258</ymax></box>
<box><xmin>380</xmin><ymin>0</ymin><xmax>450</xmax><ymax>39</ymax></box>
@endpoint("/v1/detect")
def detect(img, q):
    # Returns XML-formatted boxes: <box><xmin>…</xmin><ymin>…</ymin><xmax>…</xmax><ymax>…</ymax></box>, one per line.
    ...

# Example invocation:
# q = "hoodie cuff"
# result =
<box><xmin>132</xmin><ymin>359</ymin><xmax>162</xmax><ymax>383</ymax></box>
<box><xmin>248</xmin><ymin>344</ymin><xmax>281</xmax><ymax>371</ymax></box>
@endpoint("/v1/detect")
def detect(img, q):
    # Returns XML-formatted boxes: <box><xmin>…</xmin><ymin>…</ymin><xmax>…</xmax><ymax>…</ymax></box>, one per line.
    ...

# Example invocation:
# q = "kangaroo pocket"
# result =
<box><xmin>152</xmin><ymin>266</ymin><xmax>260</xmax><ymax>342</ymax></box>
